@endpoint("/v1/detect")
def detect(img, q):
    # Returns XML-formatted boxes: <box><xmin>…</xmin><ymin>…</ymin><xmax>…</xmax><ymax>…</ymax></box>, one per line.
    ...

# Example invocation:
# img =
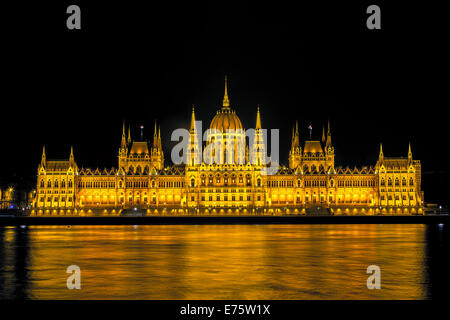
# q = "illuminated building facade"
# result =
<box><xmin>31</xmin><ymin>78</ymin><xmax>424</xmax><ymax>215</ymax></box>
<box><xmin>0</xmin><ymin>186</ymin><xmax>15</xmax><ymax>209</ymax></box>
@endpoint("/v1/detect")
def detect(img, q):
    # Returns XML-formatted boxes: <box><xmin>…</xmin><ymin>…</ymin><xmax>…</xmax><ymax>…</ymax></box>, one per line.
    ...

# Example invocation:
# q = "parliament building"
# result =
<box><xmin>31</xmin><ymin>78</ymin><xmax>424</xmax><ymax>215</ymax></box>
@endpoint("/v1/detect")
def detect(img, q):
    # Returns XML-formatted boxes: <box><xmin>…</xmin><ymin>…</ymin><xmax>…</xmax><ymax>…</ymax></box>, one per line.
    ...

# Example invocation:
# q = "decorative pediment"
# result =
<box><xmin>39</xmin><ymin>166</ymin><xmax>46</xmax><ymax>175</ymax></box>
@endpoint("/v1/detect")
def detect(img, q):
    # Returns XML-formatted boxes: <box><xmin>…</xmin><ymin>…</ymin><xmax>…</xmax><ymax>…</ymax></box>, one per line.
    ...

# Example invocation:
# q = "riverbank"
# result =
<box><xmin>0</xmin><ymin>214</ymin><xmax>449</xmax><ymax>226</ymax></box>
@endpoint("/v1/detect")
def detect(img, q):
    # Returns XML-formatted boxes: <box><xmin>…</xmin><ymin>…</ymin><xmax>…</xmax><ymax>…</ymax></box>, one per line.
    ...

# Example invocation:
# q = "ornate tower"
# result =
<box><xmin>250</xmin><ymin>106</ymin><xmax>266</xmax><ymax>166</ymax></box>
<box><xmin>289</xmin><ymin>121</ymin><xmax>301</xmax><ymax>169</ymax></box>
<box><xmin>188</xmin><ymin>105</ymin><xmax>201</xmax><ymax>165</ymax></box>
<box><xmin>150</xmin><ymin>121</ymin><xmax>164</xmax><ymax>170</ymax></box>
<box><xmin>324</xmin><ymin>120</ymin><xmax>335</xmax><ymax>168</ymax></box>
<box><xmin>118</xmin><ymin>121</ymin><xmax>128</xmax><ymax>169</ymax></box>
<box><xmin>69</xmin><ymin>146</ymin><xmax>75</xmax><ymax>167</ymax></box>
<box><xmin>41</xmin><ymin>145</ymin><xmax>46</xmax><ymax>167</ymax></box>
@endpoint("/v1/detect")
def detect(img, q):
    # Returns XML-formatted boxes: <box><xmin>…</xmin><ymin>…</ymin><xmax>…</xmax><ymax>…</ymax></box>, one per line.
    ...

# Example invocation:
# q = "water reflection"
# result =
<box><xmin>0</xmin><ymin>226</ymin><xmax>31</xmax><ymax>299</ymax></box>
<box><xmin>0</xmin><ymin>224</ymin><xmax>447</xmax><ymax>299</ymax></box>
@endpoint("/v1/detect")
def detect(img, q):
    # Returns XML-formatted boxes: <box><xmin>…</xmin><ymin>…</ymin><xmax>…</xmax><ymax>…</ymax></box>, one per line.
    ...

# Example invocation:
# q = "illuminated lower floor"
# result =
<box><xmin>30</xmin><ymin>205</ymin><xmax>424</xmax><ymax>216</ymax></box>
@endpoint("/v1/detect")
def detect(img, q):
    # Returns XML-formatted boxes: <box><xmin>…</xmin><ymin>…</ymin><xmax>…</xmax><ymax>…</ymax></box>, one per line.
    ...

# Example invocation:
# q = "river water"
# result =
<box><xmin>0</xmin><ymin>224</ymin><xmax>448</xmax><ymax>299</ymax></box>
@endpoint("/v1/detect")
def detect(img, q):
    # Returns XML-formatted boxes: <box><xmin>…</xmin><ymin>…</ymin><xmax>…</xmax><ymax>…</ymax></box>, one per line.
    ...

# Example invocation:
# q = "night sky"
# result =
<box><xmin>2</xmin><ymin>1</ymin><xmax>449</xmax><ymax>205</ymax></box>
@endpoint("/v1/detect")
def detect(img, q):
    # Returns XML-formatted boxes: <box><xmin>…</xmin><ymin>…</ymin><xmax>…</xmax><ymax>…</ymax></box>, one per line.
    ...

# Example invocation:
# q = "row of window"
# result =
<box><xmin>268</xmin><ymin>181</ymin><xmax>295</xmax><ymax>187</ymax></box>
<box><xmin>77</xmin><ymin>180</ymin><xmax>186</xmax><ymax>189</ymax></box>
<box><xmin>193</xmin><ymin>195</ymin><xmax>262</xmax><ymax>202</ymax></box>
<box><xmin>381</xmin><ymin>195</ymin><xmax>415</xmax><ymax>201</ymax></box>
<box><xmin>40</xmin><ymin>180</ymin><xmax>73</xmax><ymax>188</ymax></box>
<box><xmin>381</xmin><ymin>178</ymin><xmax>414</xmax><ymax>187</ymax></box>
<box><xmin>337</xmin><ymin>180</ymin><xmax>375</xmax><ymax>187</ymax></box>
<box><xmin>39</xmin><ymin>196</ymin><xmax>73</xmax><ymax>202</ymax></box>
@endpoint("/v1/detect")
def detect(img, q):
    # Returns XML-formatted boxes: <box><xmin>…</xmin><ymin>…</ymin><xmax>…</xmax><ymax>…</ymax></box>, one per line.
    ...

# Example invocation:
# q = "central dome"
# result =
<box><xmin>209</xmin><ymin>76</ymin><xmax>243</xmax><ymax>132</ymax></box>
<box><xmin>210</xmin><ymin>108</ymin><xmax>243</xmax><ymax>132</ymax></box>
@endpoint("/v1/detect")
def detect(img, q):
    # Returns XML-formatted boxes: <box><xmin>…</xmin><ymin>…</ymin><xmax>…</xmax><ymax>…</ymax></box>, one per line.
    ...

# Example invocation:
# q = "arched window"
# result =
<box><xmin>40</xmin><ymin>180</ymin><xmax>45</xmax><ymax>188</ymax></box>
<box><xmin>47</xmin><ymin>180</ymin><xmax>52</xmax><ymax>188</ymax></box>
<box><xmin>118</xmin><ymin>180</ymin><xmax>123</xmax><ymax>188</ymax></box>
<box><xmin>61</xmin><ymin>180</ymin><xmax>66</xmax><ymax>188</ymax></box>
<box><xmin>257</xmin><ymin>179</ymin><xmax>261</xmax><ymax>187</ymax></box>
<box><xmin>409</xmin><ymin>178</ymin><xmax>414</xmax><ymax>186</ymax></box>
<box><xmin>388</xmin><ymin>178</ymin><xmax>392</xmax><ymax>186</ymax></box>
<box><xmin>381</xmin><ymin>179</ymin><xmax>385</xmax><ymax>186</ymax></box>
<box><xmin>402</xmin><ymin>178</ymin><xmax>406</xmax><ymax>186</ymax></box>
<box><xmin>395</xmin><ymin>178</ymin><xmax>399</xmax><ymax>186</ymax></box>
<box><xmin>191</xmin><ymin>179</ymin><xmax>195</xmax><ymax>187</ymax></box>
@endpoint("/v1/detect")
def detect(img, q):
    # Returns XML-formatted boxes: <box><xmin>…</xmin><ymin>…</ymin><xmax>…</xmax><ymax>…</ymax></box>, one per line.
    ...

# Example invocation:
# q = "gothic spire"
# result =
<box><xmin>379</xmin><ymin>143</ymin><xmax>384</xmax><ymax>160</ymax></box>
<box><xmin>291</xmin><ymin>126</ymin><xmax>295</xmax><ymax>148</ymax></box>
<box><xmin>190</xmin><ymin>105</ymin><xmax>197</xmax><ymax>133</ymax></box>
<box><xmin>256</xmin><ymin>105</ymin><xmax>262</xmax><ymax>130</ymax></box>
<box><xmin>292</xmin><ymin>120</ymin><xmax>300</xmax><ymax>149</ymax></box>
<box><xmin>326</xmin><ymin>120</ymin><xmax>332</xmax><ymax>148</ymax></box>
<box><xmin>121</xmin><ymin>121</ymin><xmax>127</xmax><ymax>148</ymax></box>
<box><xmin>158</xmin><ymin>126</ymin><xmax>162</xmax><ymax>150</ymax></box>
<box><xmin>69</xmin><ymin>146</ymin><xmax>75</xmax><ymax>163</ymax></box>
<box><xmin>153</xmin><ymin>121</ymin><xmax>158</xmax><ymax>148</ymax></box>
<box><xmin>127</xmin><ymin>126</ymin><xmax>132</xmax><ymax>144</ymax></box>
<box><xmin>41</xmin><ymin>145</ymin><xmax>46</xmax><ymax>165</ymax></box>
<box><xmin>408</xmin><ymin>143</ymin><xmax>412</xmax><ymax>159</ymax></box>
<box><xmin>321</xmin><ymin>125</ymin><xmax>326</xmax><ymax>144</ymax></box>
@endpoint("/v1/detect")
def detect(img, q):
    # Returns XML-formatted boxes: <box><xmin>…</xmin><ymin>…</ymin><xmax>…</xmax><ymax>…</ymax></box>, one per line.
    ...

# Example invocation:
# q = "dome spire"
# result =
<box><xmin>222</xmin><ymin>75</ymin><xmax>230</xmax><ymax>108</ymax></box>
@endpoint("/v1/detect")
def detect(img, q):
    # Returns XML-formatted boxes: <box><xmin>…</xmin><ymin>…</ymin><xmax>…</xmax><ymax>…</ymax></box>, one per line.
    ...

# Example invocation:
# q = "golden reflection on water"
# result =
<box><xmin>0</xmin><ymin>224</ymin><xmax>429</xmax><ymax>299</ymax></box>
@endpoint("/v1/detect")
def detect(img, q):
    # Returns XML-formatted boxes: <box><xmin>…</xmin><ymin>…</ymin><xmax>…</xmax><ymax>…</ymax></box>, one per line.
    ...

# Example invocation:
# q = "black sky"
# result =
<box><xmin>1</xmin><ymin>1</ymin><xmax>449</xmax><ymax>204</ymax></box>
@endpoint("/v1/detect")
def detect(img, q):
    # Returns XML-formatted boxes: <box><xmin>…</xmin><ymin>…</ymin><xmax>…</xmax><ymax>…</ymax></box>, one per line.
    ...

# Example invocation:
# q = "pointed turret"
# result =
<box><xmin>256</xmin><ymin>105</ymin><xmax>262</xmax><ymax>130</ymax></box>
<box><xmin>321</xmin><ymin>126</ymin><xmax>326</xmax><ymax>144</ymax></box>
<box><xmin>293</xmin><ymin>121</ymin><xmax>300</xmax><ymax>149</ymax></box>
<box><xmin>41</xmin><ymin>145</ymin><xmax>46</xmax><ymax>166</ymax></box>
<box><xmin>222</xmin><ymin>75</ymin><xmax>230</xmax><ymax>108</ymax></box>
<box><xmin>289</xmin><ymin>120</ymin><xmax>302</xmax><ymax>169</ymax></box>
<box><xmin>291</xmin><ymin>126</ymin><xmax>295</xmax><ymax>145</ymax></box>
<box><xmin>188</xmin><ymin>106</ymin><xmax>200</xmax><ymax>165</ymax></box>
<box><xmin>190</xmin><ymin>105</ymin><xmax>197</xmax><ymax>133</ymax></box>
<box><xmin>69</xmin><ymin>146</ymin><xmax>74</xmax><ymax>164</ymax></box>
<box><xmin>118</xmin><ymin>122</ymin><xmax>128</xmax><ymax>169</ymax></box>
<box><xmin>127</xmin><ymin>126</ymin><xmax>132</xmax><ymax>145</ymax></box>
<box><xmin>379</xmin><ymin>143</ymin><xmax>384</xmax><ymax>161</ymax></box>
<box><xmin>153</xmin><ymin>121</ymin><xmax>158</xmax><ymax>148</ymax></box>
<box><xmin>251</xmin><ymin>106</ymin><xmax>266</xmax><ymax>165</ymax></box>
<box><xmin>408</xmin><ymin>143</ymin><xmax>413</xmax><ymax>160</ymax></box>
<box><xmin>326</xmin><ymin>120</ymin><xmax>332</xmax><ymax>148</ymax></box>
<box><xmin>150</xmin><ymin>121</ymin><xmax>164</xmax><ymax>170</ymax></box>
<box><xmin>121</xmin><ymin>121</ymin><xmax>127</xmax><ymax>148</ymax></box>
